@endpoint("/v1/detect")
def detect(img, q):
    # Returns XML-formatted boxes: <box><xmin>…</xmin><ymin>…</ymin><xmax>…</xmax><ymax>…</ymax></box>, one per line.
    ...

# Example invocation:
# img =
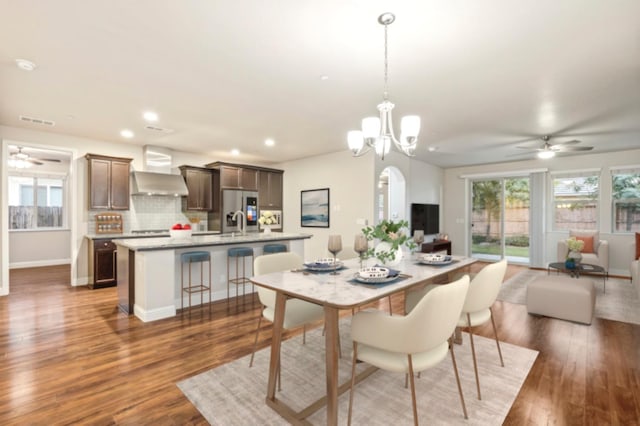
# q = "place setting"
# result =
<box><xmin>416</xmin><ymin>253</ymin><xmax>457</xmax><ymax>266</ymax></box>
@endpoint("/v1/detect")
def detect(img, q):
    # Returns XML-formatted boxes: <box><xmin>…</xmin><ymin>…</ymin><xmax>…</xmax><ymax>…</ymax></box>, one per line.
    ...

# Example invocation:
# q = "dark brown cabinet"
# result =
<box><xmin>421</xmin><ymin>240</ymin><xmax>452</xmax><ymax>255</ymax></box>
<box><xmin>179</xmin><ymin>166</ymin><xmax>214</xmax><ymax>211</ymax></box>
<box><xmin>89</xmin><ymin>239</ymin><xmax>117</xmax><ymax>289</ymax></box>
<box><xmin>86</xmin><ymin>154</ymin><xmax>132</xmax><ymax>210</ymax></box>
<box><xmin>216</xmin><ymin>165</ymin><xmax>258</xmax><ymax>190</ymax></box>
<box><xmin>258</xmin><ymin>170</ymin><xmax>283</xmax><ymax>209</ymax></box>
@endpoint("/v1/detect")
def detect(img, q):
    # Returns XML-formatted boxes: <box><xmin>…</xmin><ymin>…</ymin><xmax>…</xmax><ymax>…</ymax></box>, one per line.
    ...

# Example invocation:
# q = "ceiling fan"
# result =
<box><xmin>8</xmin><ymin>146</ymin><xmax>62</xmax><ymax>167</ymax></box>
<box><xmin>515</xmin><ymin>135</ymin><xmax>594</xmax><ymax>159</ymax></box>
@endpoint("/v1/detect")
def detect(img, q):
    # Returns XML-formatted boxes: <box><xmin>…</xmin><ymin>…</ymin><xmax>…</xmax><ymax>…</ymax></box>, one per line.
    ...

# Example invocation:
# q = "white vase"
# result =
<box><xmin>263</xmin><ymin>225</ymin><xmax>271</xmax><ymax>234</ymax></box>
<box><xmin>568</xmin><ymin>250</ymin><xmax>582</xmax><ymax>264</ymax></box>
<box><xmin>374</xmin><ymin>241</ymin><xmax>403</xmax><ymax>267</ymax></box>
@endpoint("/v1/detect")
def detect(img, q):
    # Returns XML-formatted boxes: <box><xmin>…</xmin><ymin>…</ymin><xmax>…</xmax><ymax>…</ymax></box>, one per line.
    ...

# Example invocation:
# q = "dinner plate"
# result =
<box><xmin>418</xmin><ymin>255</ymin><xmax>453</xmax><ymax>266</ymax></box>
<box><xmin>304</xmin><ymin>261</ymin><xmax>344</xmax><ymax>271</ymax></box>
<box><xmin>353</xmin><ymin>273</ymin><xmax>400</xmax><ymax>284</ymax></box>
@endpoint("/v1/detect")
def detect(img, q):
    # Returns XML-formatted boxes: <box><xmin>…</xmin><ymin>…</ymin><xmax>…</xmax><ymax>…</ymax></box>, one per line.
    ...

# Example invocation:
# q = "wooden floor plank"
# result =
<box><xmin>1</xmin><ymin>263</ymin><xmax>639</xmax><ymax>424</ymax></box>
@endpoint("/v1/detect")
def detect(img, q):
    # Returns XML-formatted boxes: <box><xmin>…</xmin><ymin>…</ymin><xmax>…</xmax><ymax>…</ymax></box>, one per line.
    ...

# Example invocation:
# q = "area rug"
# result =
<box><xmin>498</xmin><ymin>269</ymin><xmax>640</xmax><ymax>325</ymax></box>
<box><xmin>178</xmin><ymin>318</ymin><xmax>538</xmax><ymax>425</ymax></box>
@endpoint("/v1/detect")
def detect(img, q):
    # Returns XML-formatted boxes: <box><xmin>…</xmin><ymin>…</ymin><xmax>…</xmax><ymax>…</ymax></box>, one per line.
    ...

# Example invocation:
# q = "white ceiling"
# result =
<box><xmin>1</xmin><ymin>1</ymin><xmax>639</xmax><ymax>168</ymax></box>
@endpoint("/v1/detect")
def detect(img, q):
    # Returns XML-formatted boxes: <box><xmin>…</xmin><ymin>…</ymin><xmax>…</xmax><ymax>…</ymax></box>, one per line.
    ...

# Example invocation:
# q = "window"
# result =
<box><xmin>9</xmin><ymin>175</ymin><xmax>65</xmax><ymax>229</ymax></box>
<box><xmin>552</xmin><ymin>171</ymin><xmax>599</xmax><ymax>230</ymax></box>
<box><xmin>611</xmin><ymin>167</ymin><xmax>640</xmax><ymax>233</ymax></box>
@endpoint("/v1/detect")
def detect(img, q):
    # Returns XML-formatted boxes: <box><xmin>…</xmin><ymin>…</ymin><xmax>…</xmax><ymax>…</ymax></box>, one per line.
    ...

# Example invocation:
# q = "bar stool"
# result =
<box><xmin>263</xmin><ymin>243</ymin><xmax>287</xmax><ymax>254</ymax></box>
<box><xmin>227</xmin><ymin>247</ymin><xmax>254</xmax><ymax>311</ymax></box>
<box><xmin>180</xmin><ymin>251</ymin><xmax>212</xmax><ymax>317</ymax></box>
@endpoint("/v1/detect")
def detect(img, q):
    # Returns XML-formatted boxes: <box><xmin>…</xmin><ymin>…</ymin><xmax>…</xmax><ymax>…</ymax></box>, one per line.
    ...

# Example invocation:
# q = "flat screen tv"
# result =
<box><xmin>410</xmin><ymin>203</ymin><xmax>439</xmax><ymax>236</ymax></box>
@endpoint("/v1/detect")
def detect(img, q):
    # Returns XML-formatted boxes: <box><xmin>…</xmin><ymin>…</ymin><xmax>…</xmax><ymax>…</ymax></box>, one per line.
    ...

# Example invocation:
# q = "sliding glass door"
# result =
<box><xmin>471</xmin><ymin>177</ymin><xmax>530</xmax><ymax>264</ymax></box>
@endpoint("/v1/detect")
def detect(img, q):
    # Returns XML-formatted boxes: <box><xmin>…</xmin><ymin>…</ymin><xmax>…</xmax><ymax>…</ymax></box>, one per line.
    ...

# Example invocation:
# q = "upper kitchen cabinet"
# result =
<box><xmin>258</xmin><ymin>170</ymin><xmax>283</xmax><ymax>209</ymax></box>
<box><xmin>86</xmin><ymin>154</ymin><xmax>133</xmax><ymax>210</ymax></box>
<box><xmin>208</xmin><ymin>163</ymin><xmax>258</xmax><ymax>190</ymax></box>
<box><xmin>179</xmin><ymin>166</ymin><xmax>215</xmax><ymax>211</ymax></box>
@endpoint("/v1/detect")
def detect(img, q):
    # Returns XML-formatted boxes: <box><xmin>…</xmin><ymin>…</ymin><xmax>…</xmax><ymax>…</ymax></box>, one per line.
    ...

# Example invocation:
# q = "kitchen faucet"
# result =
<box><xmin>231</xmin><ymin>210</ymin><xmax>246</xmax><ymax>235</ymax></box>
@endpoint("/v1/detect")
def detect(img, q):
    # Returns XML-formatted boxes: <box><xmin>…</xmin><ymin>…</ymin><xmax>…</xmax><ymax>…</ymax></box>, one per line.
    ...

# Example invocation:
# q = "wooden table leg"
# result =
<box><xmin>324</xmin><ymin>305</ymin><xmax>340</xmax><ymax>426</ymax></box>
<box><xmin>266</xmin><ymin>292</ymin><xmax>286</xmax><ymax>401</ymax></box>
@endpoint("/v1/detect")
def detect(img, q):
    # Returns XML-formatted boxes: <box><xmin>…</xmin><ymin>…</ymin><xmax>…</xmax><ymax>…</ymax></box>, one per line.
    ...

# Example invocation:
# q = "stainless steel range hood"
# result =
<box><xmin>131</xmin><ymin>171</ymin><xmax>188</xmax><ymax>196</ymax></box>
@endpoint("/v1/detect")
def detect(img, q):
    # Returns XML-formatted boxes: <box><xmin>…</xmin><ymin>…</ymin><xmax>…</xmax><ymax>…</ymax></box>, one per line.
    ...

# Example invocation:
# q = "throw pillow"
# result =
<box><xmin>569</xmin><ymin>230</ymin><xmax>599</xmax><ymax>251</ymax></box>
<box><xmin>576</xmin><ymin>236</ymin><xmax>594</xmax><ymax>254</ymax></box>
<box><xmin>636</xmin><ymin>232</ymin><xmax>640</xmax><ymax>260</ymax></box>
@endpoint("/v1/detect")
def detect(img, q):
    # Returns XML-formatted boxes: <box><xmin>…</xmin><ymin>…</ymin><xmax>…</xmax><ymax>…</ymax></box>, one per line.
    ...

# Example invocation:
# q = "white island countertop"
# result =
<box><xmin>114</xmin><ymin>232</ymin><xmax>312</xmax><ymax>251</ymax></box>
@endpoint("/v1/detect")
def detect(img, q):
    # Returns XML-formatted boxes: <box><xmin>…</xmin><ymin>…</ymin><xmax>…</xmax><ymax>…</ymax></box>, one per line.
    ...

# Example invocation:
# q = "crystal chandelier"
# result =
<box><xmin>348</xmin><ymin>12</ymin><xmax>420</xmax><ymax>160</ymax></box>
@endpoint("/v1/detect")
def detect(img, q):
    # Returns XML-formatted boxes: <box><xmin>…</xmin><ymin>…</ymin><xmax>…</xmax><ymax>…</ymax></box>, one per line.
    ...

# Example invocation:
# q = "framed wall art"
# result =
<box><xmin>300</xmin><ymin>188</ymin><xmax>330</xmax><ymax>228</ymax></box>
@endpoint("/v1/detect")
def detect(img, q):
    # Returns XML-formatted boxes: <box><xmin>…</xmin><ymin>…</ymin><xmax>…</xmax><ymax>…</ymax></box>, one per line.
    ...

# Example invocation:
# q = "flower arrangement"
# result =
<box><xmin>566</xmin><ymin>237</ymin><xmax>585</xmax><ymax>253</ymax></box>
<box><xmin>258</xmin><ymin>211</ymin><xmax>275</xmax><ymax>226</ymax></box>
<box><xmin>361</xmin><ymin>219</ymin><xmax>417</xmax><ymax>264</ymax></box>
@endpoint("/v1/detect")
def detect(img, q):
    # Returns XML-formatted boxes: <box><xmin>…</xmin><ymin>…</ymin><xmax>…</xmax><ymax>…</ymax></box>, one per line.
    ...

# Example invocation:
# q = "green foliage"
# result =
<box><xmin>361</xmin><ymin>219</ymin><xmax>416</xmax><ymax>264</ymax></box>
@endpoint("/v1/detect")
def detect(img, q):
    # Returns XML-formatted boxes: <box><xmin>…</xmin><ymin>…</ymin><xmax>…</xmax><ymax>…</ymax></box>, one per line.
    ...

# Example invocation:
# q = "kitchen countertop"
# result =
<box><xmin>113</xmin><ymin>232</ymin><xmax>312</xmax><ymax>251</ymax></box>
<box><xmin>85</xmin><ymin>231</ymin><xmax>221</xmax><ymax>240</ymax></box>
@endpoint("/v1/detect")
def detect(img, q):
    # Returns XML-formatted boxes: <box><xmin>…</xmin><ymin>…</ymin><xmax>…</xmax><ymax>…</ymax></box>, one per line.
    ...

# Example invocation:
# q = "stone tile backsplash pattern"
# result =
<box><xmin>88</xmin><ymin>195</ymin><xmax>207</xmax><ymax>233</ymax></box>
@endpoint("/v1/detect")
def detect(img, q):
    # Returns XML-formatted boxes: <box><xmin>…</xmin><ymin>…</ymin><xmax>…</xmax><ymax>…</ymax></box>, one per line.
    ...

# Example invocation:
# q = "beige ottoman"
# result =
<box><xmin>526</xmin><ymin>275</ymin><xmax>596</xmax><ymax>324</ymax></box>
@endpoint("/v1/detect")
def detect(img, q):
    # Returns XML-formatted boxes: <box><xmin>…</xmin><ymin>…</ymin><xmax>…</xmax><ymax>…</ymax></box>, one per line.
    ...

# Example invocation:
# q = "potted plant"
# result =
<box><xmin>361</xmin><ymin>219</ymin><xmax>417</xmax><ymax>266</ymax></box>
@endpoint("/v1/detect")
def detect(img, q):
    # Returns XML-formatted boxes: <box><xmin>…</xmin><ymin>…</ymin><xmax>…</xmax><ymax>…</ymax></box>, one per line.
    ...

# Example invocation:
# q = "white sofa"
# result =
<box><xmin>631</xmin><ymin>241</ymin><xmax>639</xmax><ymax>298</ymax></box>
<box><xmin>557</xmin><ymin>230</ymin><xmax>609</xmax><ymax>273</ymax></box>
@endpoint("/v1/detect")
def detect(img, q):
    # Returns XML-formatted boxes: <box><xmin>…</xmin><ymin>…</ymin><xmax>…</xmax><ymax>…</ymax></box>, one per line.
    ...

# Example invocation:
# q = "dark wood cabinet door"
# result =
<box><xmin>241</xmin><ymin>168</ymin><xmax>258</xmax><ymax>190</ymax></box>
<box><xmin>89</xmin><ymin>158</ymin><xmax>111</xmax><ymax>210</ymax></box>
<box><xmin>220</xmin><ymin>166</ymin><xmax>240</xmax><ymax>188</ymax></box>
<box><xmin>268</xmin><ymin>171</ymin><xmax>283</xmax><ymax>208</ymax></box>
<box><xmin>182</xmin><ymin>167</ymin><xmax>213</xmax><ymax>211</ymax></box>
<box><xmin>110</xmin><ymin>160</ymin><xmax>130</xmax><ymax>210</ymax></box>
<box><xmin>199</xmin><ymin>170</ymin><xmax>213</xmax><ymax>211</ymax></box>
<box><xmin>258</xmin><ymin>170</ymin><xmax>283</xmax><ymax>208</ymax></box>
<box><xmin>94</xmin><ymin>240</ymin><xmax>117</xmax><ymax>286</ymax></box>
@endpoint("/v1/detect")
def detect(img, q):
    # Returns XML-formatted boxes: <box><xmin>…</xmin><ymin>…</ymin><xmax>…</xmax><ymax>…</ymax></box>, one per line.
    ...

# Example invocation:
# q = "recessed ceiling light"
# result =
<box><xmin>120</xmin><ymin>129</ymin><xmax>134</xmax><ymax>139</ymax></box>
<box><xmin>231</xmin><ymin>149</ymin><xmax>240</xmax><ymax>156</ymax></box>
<box><xmin>15</xmin><ymin>59</ymin><xmax>36</xmax><ymax>71</ymax></box>
<box><xmin>320</xmin><ymin>75</ymin><xmax>329</xmax><ymax>81</ymax></box>
<box><xmin>427</xmin><ymin>146</ymin><xmax>438</xmax><ymax>152</ymax></box>
<box><xmin>265</xmin><ymin>138</ymin><xmax>275</xmax><ymax>147</ymax></box>
<box><xmin>143</xmin><ymin>111</ymin><xmax>159</xmax><ymax>122</ymax></box>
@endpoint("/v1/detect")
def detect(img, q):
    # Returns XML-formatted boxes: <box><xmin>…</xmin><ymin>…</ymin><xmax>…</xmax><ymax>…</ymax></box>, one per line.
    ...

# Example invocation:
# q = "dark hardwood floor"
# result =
<box><xmin>1</xmin><ymin>264</ymin><xmax>639</xmax><ymax>425</ymax></box>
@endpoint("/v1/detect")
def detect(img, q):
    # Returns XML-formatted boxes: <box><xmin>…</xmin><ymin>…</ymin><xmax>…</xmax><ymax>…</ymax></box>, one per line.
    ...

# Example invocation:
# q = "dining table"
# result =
<box><xmin>249</xmin><ymin>254</ymin><xmax>477</xmax><ymax>425</ymax></box>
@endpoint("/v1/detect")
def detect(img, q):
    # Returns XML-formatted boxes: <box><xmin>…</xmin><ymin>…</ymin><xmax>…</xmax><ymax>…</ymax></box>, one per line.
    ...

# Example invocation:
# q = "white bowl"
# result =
<box><xmin>169</xmin><ymin>229</ymin><xmax>192</xmax><ymax>239</ymax></box>
<box><xmin>421</xmin><ymin>254</ymin><xmax>446</xmax><ymax>262</ymax></box>
<box><xmin>359</xmin><ymin>267</ymin><xmax>389</xmax><ymax>279</ymax></box>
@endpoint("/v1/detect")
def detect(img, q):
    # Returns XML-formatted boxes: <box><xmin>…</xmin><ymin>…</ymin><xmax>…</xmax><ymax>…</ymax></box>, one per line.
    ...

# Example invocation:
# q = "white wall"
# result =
<box><xmin>278</xmin><ymin>150</ymin><xmax>444</xmax><ymax>260</ymax></box>
<box><xmin>9</xmin><ymin>230</ymin><xmax>71</xmax><ymax>267</ymax></box>
<box><xmin>443</xmin><ymin>148</ymin><xmax>640</xmax><ymax>277</ymax></box>
<box><xmin>278</xmin><ymin>151</ymin><xmax>376</xmax><ymax>260</ymax></box>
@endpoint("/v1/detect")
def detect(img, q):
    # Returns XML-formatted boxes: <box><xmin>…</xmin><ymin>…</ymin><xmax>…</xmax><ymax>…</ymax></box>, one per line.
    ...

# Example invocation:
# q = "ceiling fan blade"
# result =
<box><xmin>27</xmin><ymin>158</ymin><xmax>44</xmax><ymax>165</ymax></box>
<box><xmin>515</xmin><ymin>146</ymin><xmax>537</xmax><ymax>150</ymax></box>
<box><xmin>549</xmin><ymin>139</ymin><xmax>581</xmax><ymax>146</ymax></box>
<box><xmin>555</xmin><ymin>146</ymin><xmax>594</xmax><ymax>152</ymax></box>
<box><xmin>38</xmin><ymin>158</ymin><xmax>62</xmax><ymax>162</ymax></box>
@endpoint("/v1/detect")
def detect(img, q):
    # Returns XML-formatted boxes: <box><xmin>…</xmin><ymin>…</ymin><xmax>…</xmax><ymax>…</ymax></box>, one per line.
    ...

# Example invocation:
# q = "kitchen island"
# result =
<box><xmin>114</xmin><ymin>232</ymin><xmax>312</xmax><ymax>322</ymax></box>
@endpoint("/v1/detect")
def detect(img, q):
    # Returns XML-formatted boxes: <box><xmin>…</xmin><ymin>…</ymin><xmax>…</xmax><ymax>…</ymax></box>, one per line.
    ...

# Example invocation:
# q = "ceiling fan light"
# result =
<box><xmin>537</xmin><ymin>150</ymin><xmax>555</xmax><ymax>159</ymax></box>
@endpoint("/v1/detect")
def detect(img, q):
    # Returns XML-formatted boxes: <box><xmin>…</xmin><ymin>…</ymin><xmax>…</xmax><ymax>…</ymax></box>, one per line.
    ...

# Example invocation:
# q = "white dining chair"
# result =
<box><xmin>249</xmin><ymin>253</ymin><xmax>325</xmax><ymax>386</ymax></box>
<box><xmin>457</xmin><ymin>258</ymin><xmax>508</xmax><ymax>400</ymax></box>
<box><xmin>348</xmin><ymin>275</ymin><xmax>470</xmax><ymax>425</ymax></box>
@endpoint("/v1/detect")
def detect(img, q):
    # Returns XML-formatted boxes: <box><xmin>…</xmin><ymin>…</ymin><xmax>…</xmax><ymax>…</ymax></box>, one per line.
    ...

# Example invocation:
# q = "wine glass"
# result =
<box><xmin>327</xmin><ymin>235</ymin><xmax>343</xmax><ymax>275</ymax></box>
<box><xmin>354</xmin><ymin>234</ymin><xmax>368</xmax><ymax>269</ymax></box>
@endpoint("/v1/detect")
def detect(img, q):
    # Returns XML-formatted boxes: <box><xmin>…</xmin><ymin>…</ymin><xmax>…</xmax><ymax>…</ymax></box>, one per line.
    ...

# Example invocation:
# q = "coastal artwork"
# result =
<box><xmin>301</xmin><ymin>188</ymin><xmax>329</xmax><ymax>228</ymax></box>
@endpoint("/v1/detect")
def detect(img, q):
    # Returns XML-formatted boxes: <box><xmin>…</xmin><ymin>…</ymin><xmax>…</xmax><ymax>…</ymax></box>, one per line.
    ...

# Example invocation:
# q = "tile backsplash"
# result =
<box><xmin>88</xmin><ymin>195</ymin><xmax>208</xmax><ymax>233</ymax></box>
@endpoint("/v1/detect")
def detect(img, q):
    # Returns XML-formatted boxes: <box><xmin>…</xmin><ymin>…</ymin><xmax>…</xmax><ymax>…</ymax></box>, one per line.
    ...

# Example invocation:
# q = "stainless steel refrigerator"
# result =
<box><xmin>222</xmin><ymin>189</ymin><xmax>259</xmax><ymax>234</ymax></box>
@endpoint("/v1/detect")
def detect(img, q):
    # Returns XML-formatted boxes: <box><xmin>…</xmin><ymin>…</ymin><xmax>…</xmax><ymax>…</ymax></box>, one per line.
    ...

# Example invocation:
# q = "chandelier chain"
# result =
<box><xmin>383</xmin><ymin>22</ymin><xmax>389</xmax><ymax>101</ymax></box>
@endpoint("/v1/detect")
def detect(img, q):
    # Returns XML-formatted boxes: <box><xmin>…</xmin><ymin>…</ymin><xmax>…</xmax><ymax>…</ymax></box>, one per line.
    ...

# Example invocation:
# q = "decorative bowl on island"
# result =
<box><xmin>169</xmin><ymin>223</ymin><xmax>192</xmax><ymax>239</ymax></box>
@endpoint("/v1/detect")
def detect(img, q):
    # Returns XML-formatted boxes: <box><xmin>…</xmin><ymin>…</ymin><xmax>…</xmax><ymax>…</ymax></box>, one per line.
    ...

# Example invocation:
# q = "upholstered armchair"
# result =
<box><xmin>557</xmin><ymin>230</ymin><xmax>609</xmax><ymax>273</ymax></box>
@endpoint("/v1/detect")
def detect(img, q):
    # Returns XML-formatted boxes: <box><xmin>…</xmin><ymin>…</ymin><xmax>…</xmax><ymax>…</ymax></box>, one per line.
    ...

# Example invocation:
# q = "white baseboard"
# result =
<box><xmin>133</xmin><ymin>304</ymin><xmax>176</xmax><ymax>322</ymax></box>
<box><xmin>9</xmin><ymin>259</ymin><xmax>71</xmax><ymax>269</ymax></box>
